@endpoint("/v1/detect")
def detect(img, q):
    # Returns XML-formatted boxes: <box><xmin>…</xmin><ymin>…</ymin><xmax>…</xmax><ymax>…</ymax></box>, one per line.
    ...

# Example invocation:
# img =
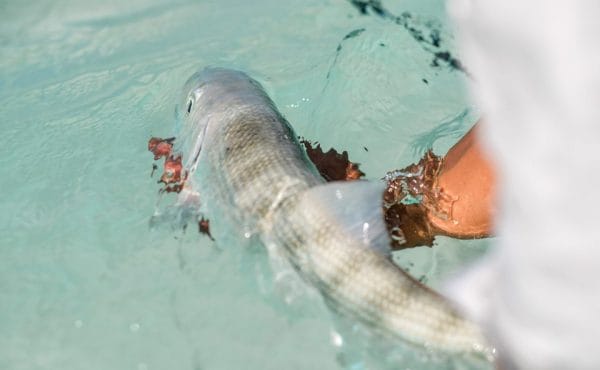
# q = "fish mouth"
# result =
<box><xmin>185</xmin><ymin>120</ymin><xmax>209</xmax><ymax>175</ymax></box>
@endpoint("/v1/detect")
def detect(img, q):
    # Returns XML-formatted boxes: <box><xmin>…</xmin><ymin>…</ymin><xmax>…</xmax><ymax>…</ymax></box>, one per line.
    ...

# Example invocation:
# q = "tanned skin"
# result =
<box><xmin>428</xmin><ymin>123</ymin><xmax>496</xmax><ymax>239</ymax></box>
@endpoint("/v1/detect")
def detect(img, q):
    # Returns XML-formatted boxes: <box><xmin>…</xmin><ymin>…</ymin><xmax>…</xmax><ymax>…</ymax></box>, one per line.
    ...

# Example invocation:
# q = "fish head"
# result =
<box><xmin>178</xmin><ymin>67</ymin><xmax>267</xmax><ymax>125</ymax></box>
<box><xmin>175</xmin><ymin>67</ymin><xmax>271</xmax><ymax>173</ymax></box>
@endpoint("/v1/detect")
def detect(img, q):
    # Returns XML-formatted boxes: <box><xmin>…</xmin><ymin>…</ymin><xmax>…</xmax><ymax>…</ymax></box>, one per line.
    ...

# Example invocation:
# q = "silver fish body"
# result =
<box><xmin>174</xmin><ymin>68</ymin><xmax>490</xmax><ymax>356</ymax></box>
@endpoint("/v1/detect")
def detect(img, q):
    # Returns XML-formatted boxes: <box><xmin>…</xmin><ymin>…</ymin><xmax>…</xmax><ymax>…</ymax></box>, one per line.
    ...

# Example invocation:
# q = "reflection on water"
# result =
<box><xmin>0</xmin><ymin>0</ymin><xmax>488</xmax><ymax>369</ymax></box>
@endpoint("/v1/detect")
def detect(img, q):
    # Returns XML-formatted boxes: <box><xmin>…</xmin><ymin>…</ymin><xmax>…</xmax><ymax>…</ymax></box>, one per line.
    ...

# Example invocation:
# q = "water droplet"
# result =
<box><xmin>130</xmin><ymin>323</ymin><xmax>140</xmax><ymax>332</ymax></box>
<box><xmin>74</xmin><ymin>320</ymin><xmax>83</xmax><ymax>328</ymax></box>
<box><xmin>137</xmin><ymin>363</ymin><xmax>148</xmax><ymax>370</ymax></box>
<box><xmin>330</xmin><ymin>330</ymin><xmax>344</xmax><ymax>347</ymax></box>
<box><xmin>242</xmin><ymin>226</ymin><xmax>253</xmax><ymax>239</ymax></box>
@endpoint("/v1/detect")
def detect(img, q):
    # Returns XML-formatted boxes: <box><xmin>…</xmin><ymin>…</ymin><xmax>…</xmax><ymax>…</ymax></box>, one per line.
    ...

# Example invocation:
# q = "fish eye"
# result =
<box><xmin>186</xmin><ymin>97</ymin><xmax>193</xmax><ymax>114</ymax></box>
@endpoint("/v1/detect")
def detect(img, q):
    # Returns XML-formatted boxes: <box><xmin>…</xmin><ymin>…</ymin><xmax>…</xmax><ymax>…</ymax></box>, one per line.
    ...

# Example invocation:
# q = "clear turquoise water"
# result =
<box><xmin>0</xmin><ymin>1</ymin><xmax>489</xmax><ymax>369</ymax></box>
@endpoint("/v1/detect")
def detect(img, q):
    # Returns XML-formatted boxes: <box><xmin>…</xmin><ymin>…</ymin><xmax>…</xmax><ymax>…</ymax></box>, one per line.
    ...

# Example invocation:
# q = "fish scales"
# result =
<box><xmin>273</xmin><ymin>199</ymin><xmax>483</xmax><ymax>352</ymax></box>
<box><xmin>175</xmin><ymin>68</ymin><xmax>490</xmax><ymax>356</ymax></box>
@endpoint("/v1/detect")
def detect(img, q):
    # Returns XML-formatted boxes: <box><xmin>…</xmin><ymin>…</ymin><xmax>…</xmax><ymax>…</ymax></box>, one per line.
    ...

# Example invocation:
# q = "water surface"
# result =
<box><xmin>0</xmin><ymin>1</ymin><xmax>488</xmax><ymax>369</ymax></box>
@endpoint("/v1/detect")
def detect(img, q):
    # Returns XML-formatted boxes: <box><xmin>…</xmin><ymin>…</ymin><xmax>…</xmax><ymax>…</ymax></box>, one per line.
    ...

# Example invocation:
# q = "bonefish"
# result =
<box><xmin>169</xmin><ymin>67</ymin><xmax>490</xmax><ymax>356</ymax></box>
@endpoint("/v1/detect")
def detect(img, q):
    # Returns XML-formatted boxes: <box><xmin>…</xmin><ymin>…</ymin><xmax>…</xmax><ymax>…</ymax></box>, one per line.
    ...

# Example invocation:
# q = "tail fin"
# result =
<box><xmin>298</xmin><ymin>180</ymin><xmax>391</xmax><ymax>256</ymax></box>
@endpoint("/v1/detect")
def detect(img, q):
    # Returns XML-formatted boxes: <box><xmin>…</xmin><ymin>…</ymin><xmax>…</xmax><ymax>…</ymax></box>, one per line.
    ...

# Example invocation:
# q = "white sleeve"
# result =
<box><xmin>446</xmin><ymin>1</ymin><xmax>600</xmax><ymax>368</ymax></box>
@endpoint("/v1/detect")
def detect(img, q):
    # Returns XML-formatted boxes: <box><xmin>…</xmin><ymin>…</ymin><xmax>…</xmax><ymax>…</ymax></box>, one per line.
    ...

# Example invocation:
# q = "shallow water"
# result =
<box><xmin>0</xmin><ymin>1</ymin><xmax>490</xmax><ymax>369</ymax></box>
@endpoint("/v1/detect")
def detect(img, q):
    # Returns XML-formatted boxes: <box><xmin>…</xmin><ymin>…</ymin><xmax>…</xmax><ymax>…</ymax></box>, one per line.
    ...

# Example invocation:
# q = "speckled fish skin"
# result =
<box><xmin>174</xmin><ymin>67</ymin><xmax>490</xmax><ymax>356</ymax></box>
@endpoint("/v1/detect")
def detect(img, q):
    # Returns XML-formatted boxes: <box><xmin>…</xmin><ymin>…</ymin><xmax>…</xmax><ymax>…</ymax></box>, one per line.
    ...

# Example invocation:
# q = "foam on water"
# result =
<box><xmin>0</xmin><ymin>1</ymin><xmax>490</xmax><ymax>369</ymax></box>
